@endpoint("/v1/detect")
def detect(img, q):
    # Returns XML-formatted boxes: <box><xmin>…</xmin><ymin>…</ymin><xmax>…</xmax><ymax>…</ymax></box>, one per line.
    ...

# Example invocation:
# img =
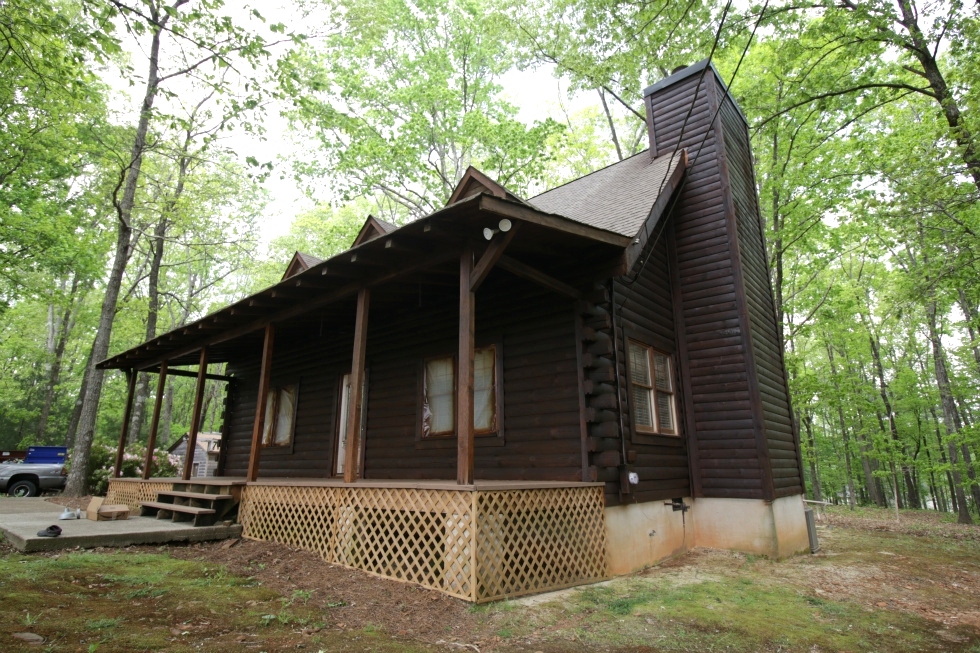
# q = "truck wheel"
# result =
<box><xmin>7</xmin><ymin>479</ymin><xmax>39</xmax><ymax>497</ymax></box>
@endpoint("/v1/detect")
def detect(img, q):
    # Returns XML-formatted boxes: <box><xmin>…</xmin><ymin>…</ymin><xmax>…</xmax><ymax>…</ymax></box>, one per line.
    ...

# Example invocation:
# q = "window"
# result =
<box><xmin>422</xmin><ymin>346</ymin><xmax>497</xmax><ymax>438</ymax></box>
<box><xmin>628</xmin><ymin>341</ymin><xmax>677</xmax><ymax>435</ymax></box>
<box><xmin>262</xmin><ymin>384</ymin><xmax>297</xmax><ymax>447</ymax></box>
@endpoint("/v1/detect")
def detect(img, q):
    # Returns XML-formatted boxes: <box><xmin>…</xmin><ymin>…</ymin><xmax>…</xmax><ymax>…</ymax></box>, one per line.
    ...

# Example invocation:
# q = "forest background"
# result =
<box><xmin>2</xmin><ymin>0</ymin><xmax>979</xmax><ymax>522</ymax></box>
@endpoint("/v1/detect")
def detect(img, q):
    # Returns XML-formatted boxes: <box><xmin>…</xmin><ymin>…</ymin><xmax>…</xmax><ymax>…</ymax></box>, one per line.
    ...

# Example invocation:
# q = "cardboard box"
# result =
<box><xmin>86</xmin><ymin>497</ymin><xmax>131</xmax><ymax>521</ymax></box>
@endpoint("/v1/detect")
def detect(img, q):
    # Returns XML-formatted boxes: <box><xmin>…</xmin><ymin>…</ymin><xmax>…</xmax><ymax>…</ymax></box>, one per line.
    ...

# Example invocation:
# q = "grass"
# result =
<box><xmin>1</xmin><ymin>506</ymin><xmax>978</xmax><ymax>652</ymax></box>
<box><xmin>0</xmin><ymin>550</ymin><xmax>433</xmax><ymax>653</ymax></box>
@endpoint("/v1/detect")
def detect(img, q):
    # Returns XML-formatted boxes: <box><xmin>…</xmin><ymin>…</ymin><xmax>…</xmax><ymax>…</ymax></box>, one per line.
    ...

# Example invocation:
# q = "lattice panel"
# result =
<box><xmin>240</xmin><ymin>485</ymin><xmax>337</xmax><ymax>556</ymax></box>
<box><xmin>240</xmin><ymin>486</ymin><xmax>475</xmax><ymax>600</ymax></box>
<box><xmin>106</xmin><ymin>479</ymin><xmax>174</xmax><ymax>510</ymax></box>
<box><xmin>475</xmin><ymin>486</ymin><xmax>607</xmax><ymax>602</ymax></box>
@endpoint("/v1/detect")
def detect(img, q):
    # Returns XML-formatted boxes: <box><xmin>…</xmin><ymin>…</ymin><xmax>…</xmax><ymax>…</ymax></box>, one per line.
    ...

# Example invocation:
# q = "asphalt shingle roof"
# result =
<box><xmin>528</xmin><ymin>150</ymin><xmax>684</xmax><ymax>238</ymax></box>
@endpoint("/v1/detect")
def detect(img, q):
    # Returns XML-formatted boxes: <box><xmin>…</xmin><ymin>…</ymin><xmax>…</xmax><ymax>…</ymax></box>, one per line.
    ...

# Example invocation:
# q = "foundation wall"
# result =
<box><xmin>604</xmin><ymin>499</ymin><xmax>695</xmax><ymax>575</ymax></box>
<box><xmin>605</xmin><ymin>493</ymin><xmax>809</xmax><ymax>573</ymax></box>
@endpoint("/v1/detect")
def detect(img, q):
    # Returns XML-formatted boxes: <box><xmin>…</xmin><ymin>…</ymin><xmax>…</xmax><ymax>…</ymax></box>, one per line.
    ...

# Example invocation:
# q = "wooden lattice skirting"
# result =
<box><xmin>239</xmin><ymin>485</ymin><xmax>608</xmax><ymax>602</ymax></box>
<box><xmin>106</xmin><ymin>479</ymin><xmax>175</xmax><ymax>511</ymax></box>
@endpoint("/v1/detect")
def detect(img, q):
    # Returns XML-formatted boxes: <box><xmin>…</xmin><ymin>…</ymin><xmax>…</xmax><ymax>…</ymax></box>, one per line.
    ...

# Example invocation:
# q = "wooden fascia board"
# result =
<box><xmin>96</xmin><ymin>199</ymin><xmax>488</xmax><ymax>371</ymax></box>
<box><xmin>477</xmin><ymin>195</ymin><xmax>631</xmax><ymax>248</ymax></box>
<box><xmin>127</xmin><ymin>250</ymin><xmax>460</xmax><ymax>372</ymax></box>
<box><xmin>447</xmin><ymin>166</ymin><xmax>518</xmax><ymax>205</ymax></box>
<box><xmin>624</xmin><ymin>150</ymin><xmax>688</xmax><ymax>272</ymax></box>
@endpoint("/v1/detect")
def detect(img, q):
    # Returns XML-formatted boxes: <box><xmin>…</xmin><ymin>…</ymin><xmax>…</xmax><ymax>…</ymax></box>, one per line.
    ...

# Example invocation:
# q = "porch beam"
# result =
<box><xmin>496</xmin><ymin>255</ymin><xmax>583</xmax><ymax>300</ymax></box>
<box><xmin>470</xmin><ymin>223</ymin><xmax>520</xmax><ymax>292</ymax></box>
<box><xmin>182</xmin><ymin>347</ymin><xmax>209</xmax><ymax>480</ymax></box>
<box><xmin>247</xmin><ymin>325</ymin><xmax>276</xmax><ymax>482</ymax></box>
<box><xmin>142</xmin><ymin>361</ymin><xmax>168</xmax><ymax>480</ymax></box>
<box><xmin>143</xmin><ymin>366</ymin><xmax>232</xmax><ymax>382</ymax></box>
<box><xmin>344</xmin><ymin>287</ymin><xmax>370</xmax><ymax>483</ymax></box>
<box><xmin>457</xmin><ymin>245</ymin><xmax>475</xmax><ymax>485</ymax></box>
<box><xmin>130</xmin><ymin>251</ymin><xmax>458</xmax><ymax>372</ymax></box>
<box><xmin>113</xmin><ymin>370</ymin><xmax>137</xmax><ymax>478</ymax></box>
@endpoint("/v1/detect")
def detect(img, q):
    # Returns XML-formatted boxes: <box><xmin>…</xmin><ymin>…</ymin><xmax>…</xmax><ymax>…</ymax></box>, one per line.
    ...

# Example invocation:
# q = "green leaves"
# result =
<box><xmin>283</xmin><ymin>0</ymin><xmax>562</xmax><ymax>216</ymax></box>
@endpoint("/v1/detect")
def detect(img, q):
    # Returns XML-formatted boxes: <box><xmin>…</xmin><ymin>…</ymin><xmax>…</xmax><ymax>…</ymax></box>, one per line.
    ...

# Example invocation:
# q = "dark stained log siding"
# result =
<box><xmin>648</xmin><ymin>71</ymin><xmax>766</xmax><ymax>500</ymax></box>
<box><xmin>221</xmin><ymin>275</ymin><xmax>582</xmax><ymax>482</ymax></box>
<box><xmin>718</xmin><ymin>93</ymin><xmax>805</xmax><ymax>497</ymax></box>
<box><xmin>612</xmin><ymin>232</ymin><xmax>691</xmax><ymax>506</ymax></box>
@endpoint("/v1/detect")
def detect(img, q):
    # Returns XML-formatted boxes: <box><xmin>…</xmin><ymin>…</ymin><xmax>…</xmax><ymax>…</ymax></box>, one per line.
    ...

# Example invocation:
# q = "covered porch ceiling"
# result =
<box><xmin>97</xmin><ymin>193</ymin><xmax>631</xmax><ymax>372</ymax></box>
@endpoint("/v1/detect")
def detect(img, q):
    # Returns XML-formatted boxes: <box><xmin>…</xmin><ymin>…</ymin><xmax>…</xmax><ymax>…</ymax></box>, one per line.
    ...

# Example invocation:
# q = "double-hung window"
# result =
<box><xmin>422</xmin><ymin>346</ymin><xmax>497</xmax><ymax>438</ymax></box>
<box><xmin>628</xmin><ymin>341</ymin><xmax>677</xmax><ymax>435</ymax></box>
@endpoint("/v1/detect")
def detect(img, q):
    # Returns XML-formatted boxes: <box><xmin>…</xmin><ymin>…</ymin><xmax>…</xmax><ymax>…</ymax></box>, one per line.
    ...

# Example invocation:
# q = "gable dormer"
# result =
<box><xmin>351</xmin><ymin>215</ymin><xmax>397</xmax><ymax>247</ymax></box>
<box><xmin>281</xmin><ymin>251</ymin><xmax>325</xmax><ymax>280</ymax></box>
<box><xmin>447</xmin><ymin>166</ymin><xmax>524</xmax><ymax>206</ymax></box>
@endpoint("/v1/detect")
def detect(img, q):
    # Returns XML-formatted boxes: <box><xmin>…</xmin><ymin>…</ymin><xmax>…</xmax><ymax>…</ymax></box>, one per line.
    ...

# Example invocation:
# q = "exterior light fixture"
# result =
<box><xmin>483</xmin><ymin>219</ymin><xmax>514</xmax><ymax>241</ymax></box>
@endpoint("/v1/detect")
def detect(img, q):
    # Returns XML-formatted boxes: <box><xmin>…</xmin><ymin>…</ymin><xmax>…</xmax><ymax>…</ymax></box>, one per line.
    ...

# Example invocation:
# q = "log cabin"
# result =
<box><xmin>100</xmin><ymin>60</ymin><xmax>809</xmax><ymax>602</ymax></box>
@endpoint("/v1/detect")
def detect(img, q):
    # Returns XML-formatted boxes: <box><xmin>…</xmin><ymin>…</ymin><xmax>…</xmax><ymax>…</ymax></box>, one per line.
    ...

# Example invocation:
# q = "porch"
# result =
<box><xmin>106</xmin><ymin>477</ymin><xmax>608</xmax><ymax>603</ymax></box>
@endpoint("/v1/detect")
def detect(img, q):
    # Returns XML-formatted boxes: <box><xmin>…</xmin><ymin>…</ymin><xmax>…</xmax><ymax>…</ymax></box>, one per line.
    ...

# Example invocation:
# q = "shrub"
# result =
<box><xmin>68</xmin><ymin>443</ymin><xmax>180</xmax><ymax>496</ymax></box>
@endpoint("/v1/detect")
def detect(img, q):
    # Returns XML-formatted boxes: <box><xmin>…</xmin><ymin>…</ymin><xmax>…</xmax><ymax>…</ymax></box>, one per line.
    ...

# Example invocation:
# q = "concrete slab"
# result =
<box><xmin>0</xmin><ymin>497</ymin><xmax>63</xmax><ymax>515</ymax></box>
<box><xmin>0</xmin><ymin>499</ymin><xmax>241</xmax><ymax>553</ymax></box>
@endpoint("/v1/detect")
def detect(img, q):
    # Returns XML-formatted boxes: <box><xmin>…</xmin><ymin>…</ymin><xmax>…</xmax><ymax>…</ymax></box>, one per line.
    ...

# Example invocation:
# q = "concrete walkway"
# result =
<box><xmin>0</xmin><ymin>498</ymin><xmax>241</xmax><ymax>552</ymax></box>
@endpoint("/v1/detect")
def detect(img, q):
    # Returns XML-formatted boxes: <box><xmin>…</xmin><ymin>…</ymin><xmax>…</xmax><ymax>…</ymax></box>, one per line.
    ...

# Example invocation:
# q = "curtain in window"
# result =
<box><xmin>423</xmin><ymin>357</ymin><xmax>455</xmax><ymax>436</ymax></box>
<box><xmin>474</xmin><ymin>347</ymin><xmax>496</xmax><ymax>432</ymax></box>
<box><xmin>274</xmin><ymin>385</ymin><xmax>296</xmax><ymax>446</ymax></box>
<box><xmin>262</xmin><ymin>391</ymin><xmax>277</xmax><ymax>445</ymax></box>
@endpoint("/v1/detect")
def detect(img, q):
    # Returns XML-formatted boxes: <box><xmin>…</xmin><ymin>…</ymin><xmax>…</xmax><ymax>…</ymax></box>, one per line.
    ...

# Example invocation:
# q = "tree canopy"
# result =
<box><xmin>1</xmin><ymin>0</ymin><xmax>979</xmax><ymax>518</ymax></box>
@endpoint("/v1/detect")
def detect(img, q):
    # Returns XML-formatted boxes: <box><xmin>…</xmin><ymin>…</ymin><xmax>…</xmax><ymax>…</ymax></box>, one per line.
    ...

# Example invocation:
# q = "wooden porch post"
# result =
<box><xmin>113</xmin><ymin>369</ymin><xmax>137</xmax><ymax>478</ymax></box>
<box><xmin>344</xmin><ymin>287</ymin><xmax>370</xmax><ymax>483</ymax></box>
<box><xmin>182</xmin><ymin>347</ymin><xmax>209</xmax><ymax>480</ymax></box>
<box><xmin>247</xmin><ymin>324</ymin><xmax>276</xmax><ymax>482</ymax></box>
<box><xmin>457</xmin><ymin>245</ymin><xmax>475</xmax><ymax>485</ymax></box>
<box><xmin>142</xmin><ymin>361</ymin><xmax>168</xmax><ymax>480</ymax></box>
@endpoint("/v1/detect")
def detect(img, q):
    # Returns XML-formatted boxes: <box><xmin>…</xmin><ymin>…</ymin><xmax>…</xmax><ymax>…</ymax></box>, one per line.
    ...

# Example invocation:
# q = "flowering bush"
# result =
<box><xmin>73</xmin><ymin>443</ymin><xmax>181</xmax><ymax>496</ymax></box>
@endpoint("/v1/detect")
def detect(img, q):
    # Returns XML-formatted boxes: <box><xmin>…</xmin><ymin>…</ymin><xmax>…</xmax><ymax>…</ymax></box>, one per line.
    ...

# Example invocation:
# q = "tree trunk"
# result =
<box><xmin>127</xmin><ymin>217</ymin><xmax>168</xmax><ymax>443</ymax></box>
<box><xmin>803</xmin><ymin>412</ymin><xmax>822</xmax><ymax>501</ymax></box>
<box><xmin>161</xmin><ymin>382</ymin><xmax>174</xmax><ymax>446</ymax></box>
<box><xmin>825</xmin><ymin>343</ymin><xmax>857</xmax><ymax>508</ymax></box>
<box><xmin>64</xmin><ymin>14</ymin><xmax>165</xmax><ymax>496</ymax></box>
<box><xmin>864</xmin><ymin>322</ymin><xmax>921</xmax><ymax>508</ymax></box>
<box><xmin>895</xmin><ymin>0</ymin><xmax>980</xmax><ymax>194</ymax></box>
<box><xmin>598</xmin><ymin>88</ymin><xmax>623</xmax><ymax>161</ymax></box>
<box><xmin>929</xmin><ymin>407</ymin><xmax>958</xmax><ymax>514</ymax></box>
<box><xmin>36</xmin><ymin>276</ymin><xmax>80</xmax><ymax>441</ymax></box>
<box><xmin>924</xmin><ymin>299</ymin><xmax>973</xmax><ymax>524</ymax></box>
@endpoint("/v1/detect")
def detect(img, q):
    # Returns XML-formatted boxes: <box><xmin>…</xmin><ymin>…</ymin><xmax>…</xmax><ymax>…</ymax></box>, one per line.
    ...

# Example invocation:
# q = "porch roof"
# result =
<box><xmin>96</xmin><ymin>192</ymin><xmax>635</xmax><ymax>371</ymax></box>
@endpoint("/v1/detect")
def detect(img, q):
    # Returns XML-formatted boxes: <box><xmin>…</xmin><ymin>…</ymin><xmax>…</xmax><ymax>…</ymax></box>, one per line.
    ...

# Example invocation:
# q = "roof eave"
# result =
<box><xmin>97</xmin><ymin>193</ymin><xmax>627</xmax><ymax>371</ymax></box>
<box><xmin>624</xmin><ymin>149</ymin><xmax>689</xmax><ymax>272</ymax></box>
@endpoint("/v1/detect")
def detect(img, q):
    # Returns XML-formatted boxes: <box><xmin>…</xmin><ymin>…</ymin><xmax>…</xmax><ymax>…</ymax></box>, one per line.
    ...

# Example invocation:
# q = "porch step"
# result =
<box><xmin>140</xmin><ymin>482</ymin><xmax>241</xmax><ymax>527</ymax></box>
<box><xmin>140</xmin><ymin>501</ymin><xmax>216</xmax><ymax>527</ymax></box>
<box><xmin>160</xmin><ymin>491</ymin><xmax>234</xmax><ymax>502</ymax></box>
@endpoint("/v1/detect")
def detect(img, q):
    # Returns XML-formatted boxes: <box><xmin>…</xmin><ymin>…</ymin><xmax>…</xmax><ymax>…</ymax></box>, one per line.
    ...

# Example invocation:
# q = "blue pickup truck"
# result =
<box><xmin>0</xmin><ymin>446</ymin><xmax>67</xmax><ymax>497</ymax></box>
